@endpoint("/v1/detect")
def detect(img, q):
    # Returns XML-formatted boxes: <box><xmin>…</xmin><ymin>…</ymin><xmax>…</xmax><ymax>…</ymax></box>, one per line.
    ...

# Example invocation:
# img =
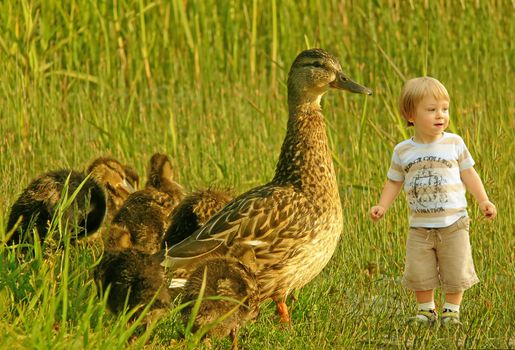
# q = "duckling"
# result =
<box><xmin>163</xmin><ymin>48</ymin><xmax>372</xmax><ymax>323</ymax></box>
<box><xmin>5</xmin><ymin>170</ymin><xmax>107</xmax><ymax>247</ymax></box>
<box><xmin>103</xmin><ymin>153</ymin><xmax>184</xmax><ymax>253</ymax></box>
<box><xmin>87</xmin><ymin>157</ymin><xmax>138</xmax><ymax>224</ymax></box>
<box><xmin>95</xmin><ymin>153</ymin><xmax>183</xmax><ymax>322</ymax></box>
<box><xmin>181</xmin><ymin>257</ymin><xmax>259</xmax><ymax>350</ymax></box>
<box><xmin>94</xmin><ymin>249</ymin><xmax>171</xmax><ymax>321</ymax></box>
<box><xmin>5</xmin><ymin>157</ymin><xmax>136</xmax><ymax>249</ymax></box>
<box><xmin>162</xmin><ymin>188</ymin><xmax>233</xmax><ymax>248</ymax></box>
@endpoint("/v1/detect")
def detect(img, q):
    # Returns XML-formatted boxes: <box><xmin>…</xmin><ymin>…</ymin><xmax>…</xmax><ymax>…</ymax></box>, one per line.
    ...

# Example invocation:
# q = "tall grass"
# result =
<box><xmin>1</xmin><ymin>1</ymin><xmax>513</xmax><ymax>349</ymax></box>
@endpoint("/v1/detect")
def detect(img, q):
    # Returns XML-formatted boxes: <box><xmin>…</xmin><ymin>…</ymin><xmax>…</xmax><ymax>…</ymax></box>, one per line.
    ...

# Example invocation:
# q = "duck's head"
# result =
<box><xmin>146</xmin><ymin>153</ymin><xmax>184</xmax><ymax>197</ymax></box>
<box><xmin>87</xmin><ymin>157</ymin><xmax>136</xmax><ymax>209</ymax></box>
<box><xmin>287</xmin><ymin>48</ymin><xmax>372</xmax><ymax>108</ymax></box>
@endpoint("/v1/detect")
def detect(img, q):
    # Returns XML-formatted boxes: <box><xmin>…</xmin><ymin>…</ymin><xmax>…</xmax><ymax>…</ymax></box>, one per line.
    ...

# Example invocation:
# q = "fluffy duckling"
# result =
<box><xmin>87</xmin><ymin>157</ymin><xmax>138</xmax><ymax>224</ymax></box>
<box><xmin>181</xmin><ymin>257</ymin><xmax>259</xmax><ymax>350</ymax></box>
<box><xmin>96</xmin><ymin>153</ymin><xmax>183</xmax><ymax>322</ymax></box>
<box><xmin>162</xmin><ymin>188</ymin><xmax>233</xmax><ymax>248</ymax></box>
<box><xmin>94</xmin><ymin>249</ymin><xmax>170</xmax><ymax>321</ymax></box>
<box><xmin>5</xmin><ymin>170</ymin><xmax>107</xmax><ymax>247</ymax></box>
<box><xmin>5</xmin><ymin>157</ymin><xmax>136</xmax><ymax>249</ymax></box>
<box><xmin>103</xmin><ymin>153</ymin><xmax>184</xmax><ymax>253</ymax></box>
<box><xmin>163</xmin><ymin>49</ymin><xmax>372</xmax><ymax>323</ymax></box>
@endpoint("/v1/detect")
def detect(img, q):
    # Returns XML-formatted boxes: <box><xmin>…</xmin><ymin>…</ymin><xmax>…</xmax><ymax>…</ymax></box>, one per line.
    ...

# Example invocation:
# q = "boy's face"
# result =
<box><xmin>408</xmin><ymin>94</ymin><xmax>450</xmax><ymax>142</ymax></box>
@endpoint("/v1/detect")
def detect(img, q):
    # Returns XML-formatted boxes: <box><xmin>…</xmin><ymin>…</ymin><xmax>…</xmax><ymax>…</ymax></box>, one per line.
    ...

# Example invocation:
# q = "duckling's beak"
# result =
<box><xmin>117</xmin><ymin>178</ymin><xmax>135</xmax><ymax>196</ymax></box>
<box><xmin>122</xmin><ymin>178</ymin><xmax>135</xmax><ymax>193</ymax></box>
<box><xmin>330</xmin><ymin>72</ymin><xmax>373</xmax><ymax>95</ymax></box>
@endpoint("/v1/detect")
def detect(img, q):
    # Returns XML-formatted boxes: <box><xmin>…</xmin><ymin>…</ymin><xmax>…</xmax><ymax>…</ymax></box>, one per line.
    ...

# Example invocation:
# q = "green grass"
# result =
<box><xmin>1</xmin><ymin>1</ymin><xmax>513</xmax><ymax>349</ymax></box>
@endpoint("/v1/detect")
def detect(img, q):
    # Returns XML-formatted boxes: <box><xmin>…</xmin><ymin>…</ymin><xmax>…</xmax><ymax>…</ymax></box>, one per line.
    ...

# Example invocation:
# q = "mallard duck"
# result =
<box><xmin>103</xmin><ymin>153</ymin><xmax>184</xmax><ymax>253</ymax></box>
<box><xmin>162</xmin><ymin>188</ymin><xmax>233</xmax><ymax>248</ymax></box>
<box><xmin>163</xmin><ymin>48</ymin><xmax>372</xmax><ymax>323</ymax></box>
<box><xmin>181</xmin><ymin>257</ymin><xmax>259</xmax><ymax>350</ymax></box>
<box><xmin>5</xmin><ymin>170</ymin><xmax>107</xmax><ymax>247</ymax></box>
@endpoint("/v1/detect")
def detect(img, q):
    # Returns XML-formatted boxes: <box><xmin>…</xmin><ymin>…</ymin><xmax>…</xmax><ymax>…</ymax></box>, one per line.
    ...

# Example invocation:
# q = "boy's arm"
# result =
<box><xmin>460</xmin><ymin>167</ymin><xmax>497</xmax><ymax>220</ymax></box>
<box><xmin>369</xmin><ymin>179</ymin><xmax>403</xmax><ymax>221</ymax></box>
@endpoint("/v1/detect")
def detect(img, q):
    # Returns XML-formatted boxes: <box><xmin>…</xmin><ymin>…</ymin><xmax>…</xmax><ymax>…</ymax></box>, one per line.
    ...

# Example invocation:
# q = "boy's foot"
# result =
<box><xmin>408</xmin><ymin>309</ymin><xmax>437</xmax><ymax>325</ymax></box>
<box><xmin>441</xmin><ymin>310</ymin><xmax>462</xmax><ymax>326</ymax></box>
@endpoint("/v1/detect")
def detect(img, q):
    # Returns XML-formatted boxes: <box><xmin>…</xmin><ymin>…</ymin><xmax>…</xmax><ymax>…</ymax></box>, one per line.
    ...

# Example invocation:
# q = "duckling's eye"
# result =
<box><xmin>311</xmin><ymin>61</ymin><xmax>323</xmax><ymax>68</ymax></box>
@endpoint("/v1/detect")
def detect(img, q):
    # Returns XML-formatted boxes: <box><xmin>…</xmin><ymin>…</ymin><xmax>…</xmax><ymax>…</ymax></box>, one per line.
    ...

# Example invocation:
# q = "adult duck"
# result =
<box><xmin>164</xmin><ymin>48</ymin><xmax>372</xmax><ymax>323</ymax></box>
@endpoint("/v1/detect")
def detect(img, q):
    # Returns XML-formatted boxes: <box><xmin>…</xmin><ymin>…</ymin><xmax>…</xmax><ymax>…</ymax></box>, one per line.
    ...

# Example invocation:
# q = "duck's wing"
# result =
<box><xmin>165</xmin><ymin>185</ymin><xmax>309</xmax><ymax>260</ymax></box>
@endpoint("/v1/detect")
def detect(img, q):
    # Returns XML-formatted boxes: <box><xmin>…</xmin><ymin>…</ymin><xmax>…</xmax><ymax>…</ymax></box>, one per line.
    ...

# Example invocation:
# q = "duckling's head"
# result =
<box><xmin>123</xmin><ymin>165</ymin><xmax>140</xmax><ymax>190</ymax></box>
<box><xmin>287</xmin><ymin>48</ymin><xmax>372</xmax><ymax>109</ymax></box>
<box><xmin>146</xmin><ymin>153</ymin><xmax>184</xmax><ymax>198</ymax></box>
<box><xmin>87</xmin><ymin>157</ymin><xmax>136</xmax><ymax>212</ymax></box>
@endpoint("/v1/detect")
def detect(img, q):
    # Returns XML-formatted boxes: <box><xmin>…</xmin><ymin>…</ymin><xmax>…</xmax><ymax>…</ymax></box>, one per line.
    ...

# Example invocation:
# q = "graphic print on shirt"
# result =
<box><xmin>405</xmin><ymin>157</ymin><xmax>450</xmax><ymax>213</ymax></box>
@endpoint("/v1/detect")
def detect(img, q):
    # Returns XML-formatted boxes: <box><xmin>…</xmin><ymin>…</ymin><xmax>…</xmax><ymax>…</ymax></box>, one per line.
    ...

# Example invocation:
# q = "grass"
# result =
<box><xmin>1</xmin><ymin>0</ymin><xmax>514</xmax><ymax>349</ymax></box>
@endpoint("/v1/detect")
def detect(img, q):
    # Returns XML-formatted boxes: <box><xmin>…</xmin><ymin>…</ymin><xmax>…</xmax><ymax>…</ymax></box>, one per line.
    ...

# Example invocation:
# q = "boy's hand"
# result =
<box><xmin>479</xmin><ymin>200</ymin><xmax>497</xmax><ymax>220</ymax></box>
<box><xmin>369</xmin><ymin>206</ymin><xmax>386</xmax><ymax>222</ymax></box>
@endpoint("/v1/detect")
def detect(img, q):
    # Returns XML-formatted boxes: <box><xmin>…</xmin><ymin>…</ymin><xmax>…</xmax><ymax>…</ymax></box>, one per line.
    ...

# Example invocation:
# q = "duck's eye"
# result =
<box><xmin>311</xmin><ymin>61</ymin><xmax>323</xmax><ymax>68</ymax></box>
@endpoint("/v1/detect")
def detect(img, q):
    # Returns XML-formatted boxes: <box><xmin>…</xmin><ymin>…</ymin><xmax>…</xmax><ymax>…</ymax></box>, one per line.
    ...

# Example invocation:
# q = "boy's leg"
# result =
<box><xmin>403</xmin><ymin>227</ymin><xmax>440</xmax><ymax>325</ymax></box>
<box><xmin>410</xmin><ymin>289</ymin><xmax>437</xmax><ymax>324</ymax></box>
<box><xmin>445</xmin><ymin>292</ymin><xmax>463</xmax><ymax>305</ymax></box>
<box><xmin>416</xmin><ymin>289</ymin><xmax>434</xmax><ymax>303</ymax></box>
<box><xmin>442</xmin><ymin>291</ymin><xmax>463</xmax><ymax>325</ymax></box>
<box><xmin>438</xmin><ymin>217</ymin><xmax>478</xmax><ymax>326</ymax></box>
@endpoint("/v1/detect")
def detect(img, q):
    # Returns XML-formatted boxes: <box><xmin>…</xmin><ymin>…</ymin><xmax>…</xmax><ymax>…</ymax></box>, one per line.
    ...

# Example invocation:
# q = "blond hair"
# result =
<box><xmin>399</xmin><ymin>77</ymin><xmax>449</xmax><ymax>126</ymax></box>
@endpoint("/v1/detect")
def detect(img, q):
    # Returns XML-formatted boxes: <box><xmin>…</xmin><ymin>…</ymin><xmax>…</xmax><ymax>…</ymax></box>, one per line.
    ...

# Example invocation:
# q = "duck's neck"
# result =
<box><xmin>272</xmin><ymin>99</ymin><xmax>338</xmax><ymax>196</ymax></box>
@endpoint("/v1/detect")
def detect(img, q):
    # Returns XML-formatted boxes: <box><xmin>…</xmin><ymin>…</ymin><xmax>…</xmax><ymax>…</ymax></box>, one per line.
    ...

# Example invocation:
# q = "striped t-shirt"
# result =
<box><xmin>387</xmin><ymin>132</ymin><xmax>474</xmax><ymax>228</ymax></box>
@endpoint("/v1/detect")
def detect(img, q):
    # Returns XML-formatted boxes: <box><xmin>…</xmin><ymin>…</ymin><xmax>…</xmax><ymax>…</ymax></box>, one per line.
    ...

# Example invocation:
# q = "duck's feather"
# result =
<box><xmin>164</xmin><ymin>184</ymin><xmax>319</xmax><ymax>265</ymax></box>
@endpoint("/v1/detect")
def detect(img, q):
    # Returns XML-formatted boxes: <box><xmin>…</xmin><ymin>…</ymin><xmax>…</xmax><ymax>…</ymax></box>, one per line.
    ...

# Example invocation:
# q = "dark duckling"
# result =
<box><xmin>5</xmin><ymin>170</ymin><xmax>107</xmax><ymax>247</ymax></box>
<box><xmin>181</xmin><ymin>257</ymin><xmax>260</xmax><ymax>350</ymax></box>
<box><xmin>94</xmin><ymin>249</ymin><xmax>170</xmax><ymax>322</ymax></box>
<box><xmin>96</xmin><ymin>153</ymin><xmax>183</xmax><ymax>321</ymax></box>
<box><xmin>5</xmin><ymin>156</ymin><xmax>136</xmax><ymax>249</ymax></box>
<box><xmin>162</xmin><ymin>188</ymin><xmax>233</xmax><ymax>248</ymax></box>
<box><xmin>103</xmin><ymin>153</ymin><xmax>184</xmax><ymax>253</ymax></box>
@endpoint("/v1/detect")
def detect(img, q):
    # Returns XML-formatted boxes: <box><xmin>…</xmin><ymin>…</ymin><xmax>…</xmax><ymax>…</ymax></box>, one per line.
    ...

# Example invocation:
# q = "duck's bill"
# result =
<box><xmin>117</xmin><ymin>178</ymin><xmax>135</xmax><ymax>195</ymax></box>
<box><xmin>330</xmin><ymin>72</ymin><xmax>373</xmax><ymax>95</ymax></box>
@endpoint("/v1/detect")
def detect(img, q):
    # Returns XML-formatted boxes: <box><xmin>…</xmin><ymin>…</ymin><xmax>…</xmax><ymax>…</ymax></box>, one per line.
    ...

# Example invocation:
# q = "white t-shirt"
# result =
<box><xmin>387</xmin><ymin>132</ymin><xmax>474</xmax><ymax>228</ymax></box>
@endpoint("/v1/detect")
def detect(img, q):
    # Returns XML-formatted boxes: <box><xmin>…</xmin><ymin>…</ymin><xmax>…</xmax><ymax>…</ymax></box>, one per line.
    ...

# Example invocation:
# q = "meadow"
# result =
<box><xmin>0</xmin><ymin>0</ymin><xmax>513</xmax><ymax>349</ymax></box>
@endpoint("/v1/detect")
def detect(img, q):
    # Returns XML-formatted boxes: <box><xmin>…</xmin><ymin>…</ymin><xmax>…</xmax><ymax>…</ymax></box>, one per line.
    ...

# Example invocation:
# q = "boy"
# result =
<box><xmin>369</xmin><ymin>77</ymin><xmax>497</xmax><ymax>325</ymax></box>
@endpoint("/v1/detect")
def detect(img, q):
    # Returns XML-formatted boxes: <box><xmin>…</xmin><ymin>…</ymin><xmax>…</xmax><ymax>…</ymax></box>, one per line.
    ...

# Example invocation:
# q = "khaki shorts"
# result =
<box><xmin>402</xmin><ymin>216</ymin><xmax>479</xmax><ymax>293</ymax></box>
